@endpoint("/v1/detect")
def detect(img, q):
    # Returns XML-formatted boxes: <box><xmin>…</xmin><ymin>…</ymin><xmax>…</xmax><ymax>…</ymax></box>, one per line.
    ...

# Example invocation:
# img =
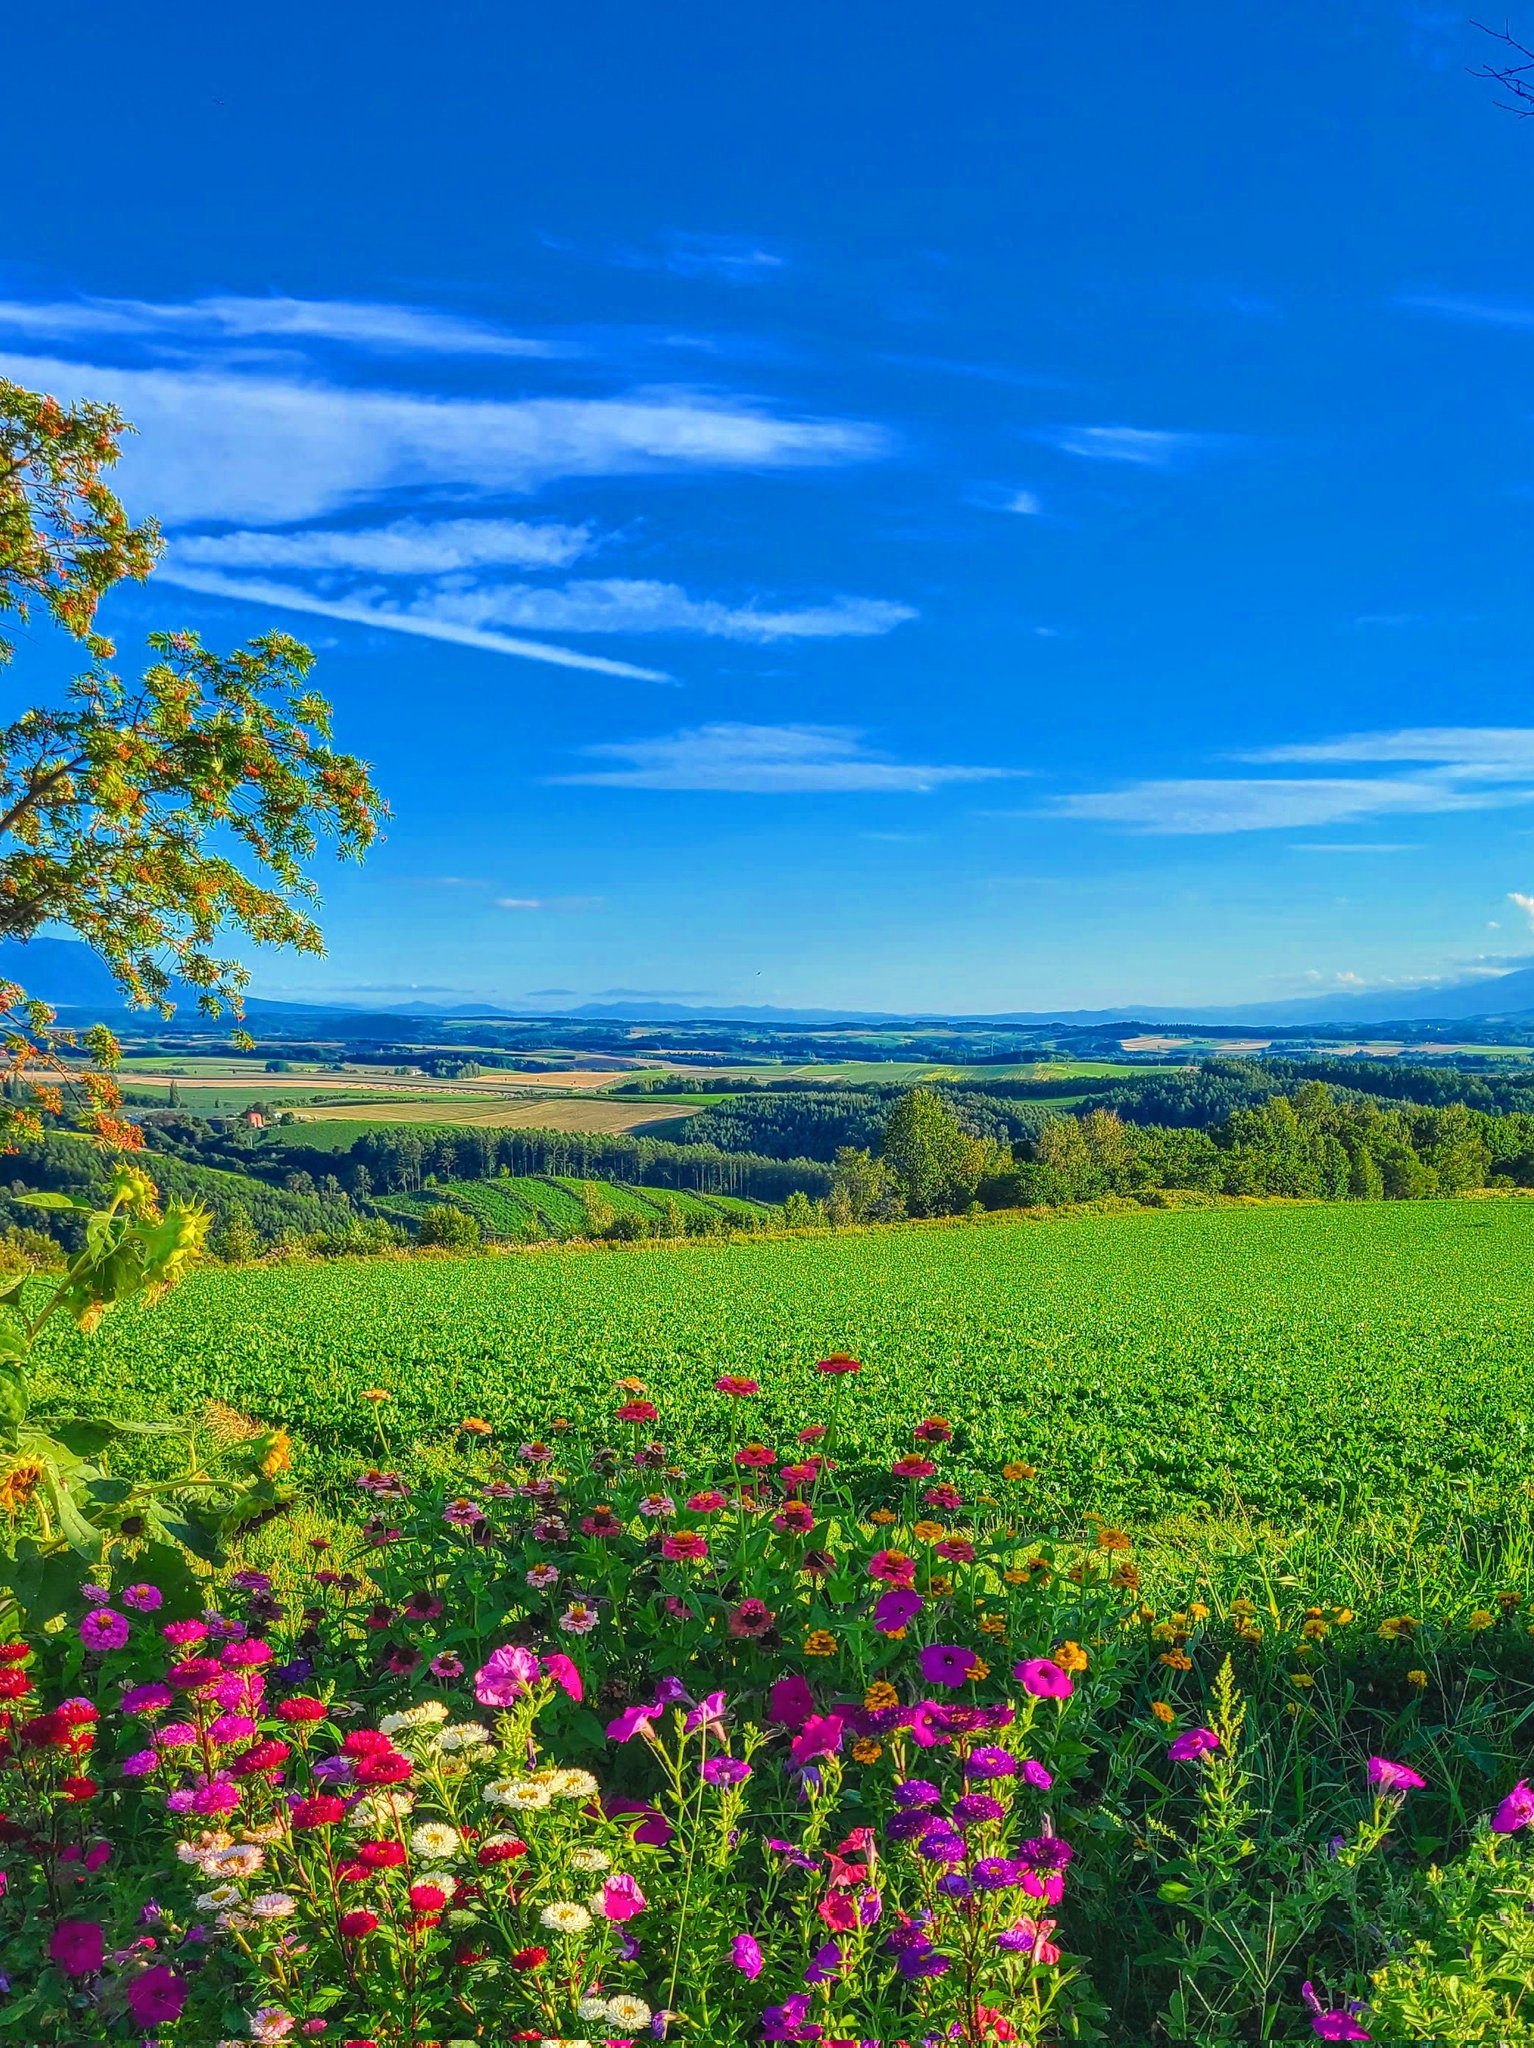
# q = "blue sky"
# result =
<box><xmin>9</xmin><ymin>0</ymin><xmax>1534</xmax><ymax>1013</ymax></box>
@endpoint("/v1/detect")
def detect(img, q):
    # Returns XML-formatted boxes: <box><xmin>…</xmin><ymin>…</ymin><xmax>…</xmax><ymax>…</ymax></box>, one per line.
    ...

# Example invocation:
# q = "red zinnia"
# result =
<box><xmin>714</xmin><ymin>1375</ymin><xmax>760</xmax><ymax>1396</ymax></box>
<box><xmin>343</xmin><ymin>1728</ymin><xmax>393</xmax><ymax>1757</ymax></box>
<box><xmin>615</xmin><ymin>1400</ymin><xmax>659</xmax><ymax>1423</ymax></box>
<box><xmin>510</xmin><ymin>1946</ymin><xmax>548</xmax><ymax>1970</ymax></box>
<box><xmin>276</xmin><ymin>1695</ymin><xmax>328</xmax><ymax>1723</ymax></box>
<box><xmin>338</xmin><ymin>1910</ymin><xmax>379</xmax><ymax>1939</ymax></box>
<box><xmin>290</xmin><ymin>1794</ymin><xmax>346</xmax><ymax>1829</ymax></box>
<box><xmin>61</xmin><ymin>1776</ymin><xmax>97</xmax><ymax>1802</ymax></box>
<box><xmin>0</xmin><ymin>1670</ymin><xmax>31</xmax><ymax>1701</ymax></box>
<box><xmin>734</xmin><ymin>1444</ymin><xmax>777</xmax><ymax>1469</ymax></box>
<box><xmin>815</xmin><ymin>1354</ymin><xmax>862</xmax><ymax>1375</ymax></box>
<box><xmin>0</xmin><ymin>1642</ymin><xmax>31</xmax><ymax>1662</ymax></box>
<box><xmin>773</xmin><ymin>1500</ymin><xmax>816</xmax><ymax>1534</ymax></box>
<box><xmin>913</xmin><ymin>1417</ymin><xmax>953</xmax><ymax>1443</ymax></box>
<box><xmin>662</xmin><ymin>1530</ymin><xmax>709</xmax><ymax>1562</ymax></box>
<box><xmin>354</xmin><ymin>1750</ymin><xmax>412</xmax><ymax>1786</ymax></box>
<box><xmin>358</xmin><ymin>1838</ymin><xmax>407</xmax><ymax>1869</ymax></box>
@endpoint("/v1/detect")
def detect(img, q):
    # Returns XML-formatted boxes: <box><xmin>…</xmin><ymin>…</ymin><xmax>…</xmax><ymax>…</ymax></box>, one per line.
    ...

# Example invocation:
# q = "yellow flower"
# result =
<box><xmin>863</xmin><ymin>1681</ymin><xmax>900</xmax><ymax>1711</ymax></box>
<box><xmin>1331</xmin><ymin>1607</ymin><xmax>1355</xmax><ymax>1626</ymax></box>
<box><xmin>361</xmin><ymin>1388</ymin><xmax>391</xmax><ymax>1405</ymax></box>
<box><xmin>1151</xmin><ymin>1622</ymin><xmax>1181</xmax><ymax>1645</ymax></box>
<box><xmin>460</xmin><ymin>1417</ymin><xmax>493</xmax><ymax>1436</ymax></box>
<box><xmin>1188</xmin><ymin>1602</ymin><xmax>1210</xmax><ymax>1622</ymax></box>
<box><xmin>1158</xmin><ymin>1649</ymin><xmax>1193</xmax><ymax>1672</ymax></box>
<box><xmin>803</xmin><ymin>1631</ymin><xmax>838</xmax><ymax>1658</ymax></box>
<box><xmin>1301</xmin><ymin>1618</ymin><xmax>1329</xmax><ymax>1638</ymax></box>
<box><xmin>930</xmin><ymin>1576</ymin><xmax>953</xmax><ymax>1597</ymax></box>
<box><xmin>1288</xmin><ymin>1671</ymin><xmax>1314</xmax><ymax>1688</ymax></box>
<box><xmin>1004</xmin><ymin>1568</ymin><xmax>1029</xmax><ymax>1586</ymax></box>
<box><xmin>980</xmin><ymin>1613</ymin><xmax>1007</xmax><ymax>1637</ymax></box>
<box><xmin>1406</xmin><ymin>1669</ymin><xmax>1428</xmax><ymax>1688</ymax></box>
<box><xmin>967</xmin><ymin>1657</ymin><xmax>991</xmax><ymax>1683</ymax></box>
<box><xmin>259</xmin><ymin>1428</ymin><xmax>292</xmax><ymax>1480</ymax></box>
<box><xmin>1002</xmin><ymin>1462</ymin><xmax>1036</xmax><ymax>1482</ymax></box>
<box><xmin>1285</xmin><ymin>1700</ymin><xmax>1302</xmax><ymax>1717</ymax></box>
<box><xmin>852</xmin><ymin>1738</ymin><xmax>883</xmax><ymax>1764</ymax></box>
<box><xmin>1467</xmin><ymin>1609</ymin><xmax>1495</xmax><ymax>1633</ymax></box>
<box><xmin>1095</xmin><ymin>1526</ymin><xmax>1131</xmax><ymax>1553</ymax></box>
<box><xmin>1055</xmin><ymin>1640</ymin><xmax>1089</xmax><ymax>1673</ymax></box>
<box><xmin>614</xmin><ymin>1377</ymin><xmax>646</xmax><ymax>1394</ymax></box>
<box><xmin>1495</xmin><ymin>1590</ymin><xmax>1521</xmax><ymax>1612</ymax></box>
<box><xmin>1377</xmin><ymin>1615</ymin><xmax>1418</xmax><ymax>1641</ymax></box>
<box><xmin>868</xmin><ymin>1508</ymin><xmax>897</xmax><ymax>1527</ymax></box>
<box><xmin>1150</xmin><ymin>1700</ymin><xmax>1176</xmax><ymax>1725</ymax></box>
<box><xmin>1231</xmin><ymin>1597</ymin><xmax>1255</xmax><ymax>1617</ymax></box>
<box><xmin>912</xmin><ymin>1520</ymin><xmax>944</xmax><ymax>1545</ymax></box>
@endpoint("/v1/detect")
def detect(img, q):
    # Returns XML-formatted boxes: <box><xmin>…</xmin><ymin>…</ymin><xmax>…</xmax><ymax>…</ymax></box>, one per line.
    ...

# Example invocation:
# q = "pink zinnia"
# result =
<box><xmin>868</xmin><ymin>1549</ymin><xmax>916</xmax><ymax>1587</ymax></box>
<box><xmin>815</xmin><ymin>1355</ymin><xmax>862</xmax><ymax>1375</ymax></box>
<box><xmin>715</xmin><ymin>1375</ymin><xmax>760</xmax><ymax>1396</ymax></box>
<box><xmin>734</xmin><ymin>1444</ymin><xmax>777</xmax><ymax>1469</ymax></box>
<box><xmin>662</xmin><ymin>1530</ymin><xmax>709</xmax><ymax>1562</ymax></box>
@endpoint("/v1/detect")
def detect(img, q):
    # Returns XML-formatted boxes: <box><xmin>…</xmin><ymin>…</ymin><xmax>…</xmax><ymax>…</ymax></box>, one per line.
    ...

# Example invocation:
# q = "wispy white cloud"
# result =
<box><xmin>0</xmin><ymin>293</ymin><xmax>565</xmax><ymax>357</ymax></box>
<box><xmin>1050</xmin><ymin>776</ymin><xmax>1519</xmax><ymax>834</ymax></box>
<box><xmin>168</xmin><ymin>516</ymin><xmax>596</xmax><ymax>574</ymax></box>
<box><xmin>496</xmin><ymin>895</ymin><xmax>605</xmax><ymax>911</ymax></box>
<box><xmin>0</xmin><ymin>351</ymin><xmax>890</xmax><ymax>526</ymax></box>
<box><xmin>1289</xmin><ymin>842</ymin><xmax>1418</xmax><ymax>853</ymax></box>
<box><xmin>1396</xmin><ymin>290</ymin><xmax>1534</xmax><ymax>330</ymax></box>
<box><xmin>1037</xmin><ymin>425</ymin><xmax>1219</xmax><ymax>466</ymax></box>
<box><xmin>157</xmin><ymin>567</ymin><xmax>675</xmax><ymax>681</ymax></box>
<box><xmin>1510</xmin><ymin>891</ymin><xmax>1534</xmax><ymax>928</ymax></box>
<box><xmin>553</xmin><ymin>723</ymin><xmax>1012</xmax><ymax>793</ymax></box>
<box><xmin>1055</xmin><ymin>726</ymin><xmax>1534</xmax><ymax>834</ymax></box>
<box><xmin>407</xmin><ymin>579</ymin><xmax>915</xmax><ymax>643</ymax></box>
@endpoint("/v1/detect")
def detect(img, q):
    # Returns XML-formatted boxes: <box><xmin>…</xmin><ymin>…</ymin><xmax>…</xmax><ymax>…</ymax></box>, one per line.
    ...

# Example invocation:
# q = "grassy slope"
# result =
<box><xmin>32</xmin><ymin>1200</ymin><xmax>1534</xmax><ymax>1552</ymax></box>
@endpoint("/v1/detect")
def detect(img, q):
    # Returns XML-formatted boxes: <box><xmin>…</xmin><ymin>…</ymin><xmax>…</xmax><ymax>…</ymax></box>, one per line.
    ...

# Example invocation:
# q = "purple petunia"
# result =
<box><xmin>1168</xmin><ymin>1727</ymin><xmax>1221</xmax><ymax>1762</ymax></box>
<box><xmin>121</xmin><ymin>1584</ymin><xmax>163</xmax><ymax>1613</ymax></box>
<box><xmin>873</xmin><ymin>1588</ymin><xmax>923</xmax><ymax>1633</ymax></box>
<box><xmin>731</xmin><ymin>1932</ymin><xmax>764</xmax><ymax>1978</ymax></box>
<box><xmin>702</xmin><ymin>1756</ymin><xmax>751</xmax><ymax>1787</ymax></box>
<box><xmin>918</xmin><ymin>1643</ymin><xmax>978</xmax><ymax>1689</ymax></box>
<box><xmin>1014</xmin><ymin>1656</ymin><xmax>1074</xmax><ymax>1700</ymax></box>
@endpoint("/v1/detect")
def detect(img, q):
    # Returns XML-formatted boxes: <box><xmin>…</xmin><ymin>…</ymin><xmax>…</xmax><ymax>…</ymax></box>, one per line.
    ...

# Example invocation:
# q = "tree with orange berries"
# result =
<box><xmin>0</xmin><ymin>378</ymin><xmax>385</xmax><ymax>1147</ymax></box>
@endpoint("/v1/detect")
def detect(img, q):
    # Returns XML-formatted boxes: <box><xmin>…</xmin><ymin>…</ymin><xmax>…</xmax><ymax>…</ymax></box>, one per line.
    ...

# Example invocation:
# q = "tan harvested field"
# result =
<box><xmin>292</xmin><ymin>1096</ymin><xmax>704</xmax><ymax>1133</ymax></box>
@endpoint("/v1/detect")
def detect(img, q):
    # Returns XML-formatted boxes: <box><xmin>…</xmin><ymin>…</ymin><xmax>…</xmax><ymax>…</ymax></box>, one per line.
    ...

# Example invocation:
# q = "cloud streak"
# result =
<box><xmin>169</xmin><ymin>516</ymin><xmax>596</xmax><ymax>574</ymax></box>
<box><xmin>1037</xmin><ymin>425</ymin><xmax>1221</xmax><ymax>466</ymax></box>
<box><xmin>553</xmin><ymin>723</ymin><xmax>1013</xmax><ymax>793</ymax></box>
<box><xmin>1053</xmin><ymin>726</ymin><xmax>1534</xmax><ymax>834</ymax></box>
<box><xmin>158</xmin><ymin>567</ymin><xmax>675</xmax><ymax>681</ymax></box>
<box><xmin>0</xmin><ymin>293</ymin><xmax>566</xmax><ymax>357</ymax></box>
<box><xmin>405</xmin><ymin>579</ymin><xmax>915</xmax><ymax>642</ymax></box>
<box><xmin>0</xmin><ymin>351</ymin><xmax>890</xmax><ymax>526</ymax></box>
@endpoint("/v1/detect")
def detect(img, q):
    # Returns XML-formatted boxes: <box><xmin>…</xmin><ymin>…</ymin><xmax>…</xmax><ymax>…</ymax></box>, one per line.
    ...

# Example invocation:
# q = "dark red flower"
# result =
<box><xmin>478</xmin><ymin>1836</ymin><xmax>527</xmax><ymax>1865</ymax></box>
<box><xmin>338</xmin><ymin>1910</ymin><xmax>379</xmax><ymax>1939</ymax></box>
<box><xmin>290</xmin><ymin>1794</ymin><xmax>347</xmax><ymax>1829</ymax></box>
<box><xmin>510</xmin><ymin>1945</ymin><xmax>548</xmax><ymax>1970</ymax></box>
<box><xmin>276</xmin><ymin>1695</ymin><xmax>327</xmax><ymax>1724</ymax></box>
<box><xmin>358</xmin><ymin>1839</ymin><xmax>406</xmax><ymax>1869</ymax></box>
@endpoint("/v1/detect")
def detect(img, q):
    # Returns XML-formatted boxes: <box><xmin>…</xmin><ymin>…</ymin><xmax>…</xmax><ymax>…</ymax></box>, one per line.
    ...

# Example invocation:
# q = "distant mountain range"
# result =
<box><xmin>4</xmin><ymin>936</ymin><xmax>1534</xmax><ymax>1033</ymax></box>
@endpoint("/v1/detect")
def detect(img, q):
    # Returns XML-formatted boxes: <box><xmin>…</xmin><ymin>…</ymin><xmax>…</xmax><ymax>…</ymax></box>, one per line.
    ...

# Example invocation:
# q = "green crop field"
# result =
<box><xmin>33</xmin><ymin>1199</ymin><xmax>1534</xmax><ymax>1552</ymax></box>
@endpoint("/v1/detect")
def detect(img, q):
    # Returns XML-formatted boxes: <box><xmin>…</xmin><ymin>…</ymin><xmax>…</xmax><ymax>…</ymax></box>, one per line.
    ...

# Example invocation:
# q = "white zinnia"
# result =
<box><xmin>410</xmin><ymin>1822</ymin><xmax>462</xmax><ymax>1860</ymax></box>
<box><xmin>539</xmin><ymin>1900</ymin><xmax>593</xmax><ymax>1935</ymax></box>
<box><xmin>249</xmin><ymin>1892</ymin><xmax>298</xmax><ymax>1919</ymax></box>
<box><xmin>605</xmin><ymin>1996</ymin><xmax>653</xmax><ymax>2028</ymax></box>
<box><xmin>568</xmin><ymin>1847</ymin><xmax>611</xmax><ymax>1872</ymax></box>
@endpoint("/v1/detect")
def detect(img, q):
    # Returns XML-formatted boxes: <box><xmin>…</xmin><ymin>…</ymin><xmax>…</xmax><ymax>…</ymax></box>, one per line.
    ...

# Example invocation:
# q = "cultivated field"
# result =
<box><xmin>37</xmin><ymin>1197</ymin><xmax>1534</xmax><ymax>1559</ymax></box>
<box><xmin>284</xmin><ymin>1095</ymin><xmax>705</xmax><ymax>1133</ymax></box>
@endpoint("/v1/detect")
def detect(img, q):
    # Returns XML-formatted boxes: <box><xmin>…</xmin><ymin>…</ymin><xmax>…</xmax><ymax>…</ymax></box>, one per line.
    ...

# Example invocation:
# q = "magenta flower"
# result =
<box><xmin>474</xmin><ymin>1643</ymin><xmax>540</xmax><ymax>1707</ymax></box>
<box><xmin>1302</xmin><ymin>1982</ymin><xmax>1370</xmax><ymax>2041</ymax></box>
<box><xmin>607</xmin><ymin>1699</ymin><xmax>665</xmax><ymax>1743</ymax></box>
<box><xmin>1013</xmin><ymin>1657</ymin><xmax>1073</xmax><ymax>1700</ymax></box>
<box><xmin>1168</xmin><ymin>1727</ymin><xmax>1221</xmax><ymax>1762</ymax></box>
<box><xmin>804</xmin><ymin>1939</ymin><xmax>843</xmax><ymax>1984</ymax></box>
<box><xmin>702</xmin><ymin>1756</ymin><xmax>752</xmax><ymax>1786</ymax></box>
<box><xmin>121</xmin><ymin>1583</ymin><xmax>163</xmax><ymax>1613</ymax></box>
<box><xmin>121</xmin><ymin>1682</ymin><xmax>173</xmax><ymax>1716</ymax></box>
<box><xmin>1366</xmin><ymin>1757</ymin><xmax>1425</xmax><ymax>1794</ymax></box>
<box><xmin>125</xmin><ymin>1964</ymin><xmax>187</xmax><ymax>2025</ymax></box>
<box><xmin>790</xmin><ymin>1712</ymin><xmax>845</xmax><ymax>1767</ymax></box>
<box><xmin>541</xmin><ymin>1652</ymin><xmax>582</xmax><ymax>1701</ymax></box>
<box><xmin>429</xmin><ymin>1652</ymin><xmax>464</xmax><ymax>1679</ymax></box>
<box><xmin>79</xmin><ymin>1609</ymin><xmax>130</xmax><ymax>1653</ymax></box>
<box><xmin>684</xmin><ymin>1690</ymin><xmax>728</xmax><ymax>1735</ymax></box>
<box><xmin>121</xmin><ymin>1749</ymin><xmax>157</xmax><ymax>1777</ymax></box>
<box><xmin>872</xmin><ymin>1587</ymin><xmax>924</xmax><ymax>1634</ymax></box>
<box><xmin>1021</xmin><ymin>1759</ymin><xmax>1054</xmax><ymax>1790</ymax></box>
<box><xmin>769</xmin><ymin>1673</ymin><xmax>815</xmax><ymax>1729</ymax></box>
<box><xmin>49</xmin><ymin>1919</ymin><xmax>104</xmax><ymax>1977</ymax></box>
<box><xmin>1492</xmin><ymin>1780</ymin><xmax>1534</xmax><ymax>1834</ymax></box>
<box><xmin>600</xmin><ymin>1874</ymin><xmax>647</xmax><ymax>1921</ymax></box>
<box><xmin>918</xmin><ymin>1643</ymin><xmax>977</xmax><ymax>1689</ymax></box>
<box><xmin>731</xmin><ymin>1932</ymin><xmax>764</xmax><ymax>1978</ymax></box>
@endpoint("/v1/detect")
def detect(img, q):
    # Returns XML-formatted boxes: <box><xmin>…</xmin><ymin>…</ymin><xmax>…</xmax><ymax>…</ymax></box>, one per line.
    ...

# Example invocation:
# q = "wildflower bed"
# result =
<box><xmin>4</xmin><ymin>1360</ymin><xmax>1534</xmax><ymax>2044</ymax></box>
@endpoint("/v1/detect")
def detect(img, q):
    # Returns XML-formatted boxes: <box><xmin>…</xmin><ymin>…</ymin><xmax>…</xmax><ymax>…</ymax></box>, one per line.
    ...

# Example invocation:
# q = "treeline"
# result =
<box><xmin>293</xmin><ymin>1123</ymin><xmax>834</xmax><ymax>1204</ymax></box>
<box><xmin>681</xmin><ymin>1086</ymin><xmax>1051</xmax><ymax>1162</ymax></box>
<box><xmin>818</xmin><ymin>1080</ymin><xmax>1534</xmax><ymax>1223</ymax></box>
